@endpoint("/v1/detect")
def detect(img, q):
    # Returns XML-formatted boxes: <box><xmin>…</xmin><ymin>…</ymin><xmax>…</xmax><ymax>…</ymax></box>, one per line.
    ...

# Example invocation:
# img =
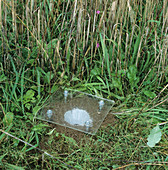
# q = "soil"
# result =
<box><xmin>54</xmin><ymin>112</ymin><xmax>116</xmax><ymax>139</ymax></box>
<box><xmin>39</xmin><ymin>113</ymin><xmax>117</xmax><ymax>151</ymax></box>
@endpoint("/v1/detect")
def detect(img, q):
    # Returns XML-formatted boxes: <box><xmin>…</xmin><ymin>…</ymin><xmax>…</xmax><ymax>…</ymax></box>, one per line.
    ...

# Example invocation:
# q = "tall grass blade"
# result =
<box><xmin>9</xmin><ymin>55</ymin><xmax>20</xmax><ymax>102</ymax></box>
<box><xmin>36</xmin><ymin>67</ymin><xmax>41</xmax><ymax>97</ymax></box>
<box><xmin>132</xmin><ymin>32</ymin><xmax>141</xmax><ymax>64</ymax></box>
<box><xmin>100</xmin><ymin>33</ymin><xmax>110</xmax><ymax>78</ymax></box>
<box><xmin>21</xmin><ymin>65</ymin><xmax>25</xmax><ymax>115</ymax></box>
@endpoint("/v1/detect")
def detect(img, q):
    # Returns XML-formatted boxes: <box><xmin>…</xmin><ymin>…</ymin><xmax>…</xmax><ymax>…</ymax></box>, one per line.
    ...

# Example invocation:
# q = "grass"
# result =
<box><xmin>0</xmin><ymin>0</ymin><xmax>168</xmax><ymax>169</ymax></box>
<box><xmin>0</xmin><ymin>111</ymin><xmax>168</xmax><ymax>169</ymax></box>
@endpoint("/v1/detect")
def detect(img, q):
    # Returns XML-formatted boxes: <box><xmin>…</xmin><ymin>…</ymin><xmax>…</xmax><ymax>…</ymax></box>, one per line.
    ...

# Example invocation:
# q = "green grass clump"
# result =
<box><xmin>0</xmin><ymin>0</ymin><xmax>168</xmax><ymax>169</ymax></box>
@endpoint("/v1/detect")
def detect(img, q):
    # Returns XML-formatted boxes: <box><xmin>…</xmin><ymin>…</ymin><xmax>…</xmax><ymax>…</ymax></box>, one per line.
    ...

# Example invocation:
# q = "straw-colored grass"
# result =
<box><xmin>1</xmin><ymin>0</ymin><xmax>167</xmax><ymax>77</ymax></box>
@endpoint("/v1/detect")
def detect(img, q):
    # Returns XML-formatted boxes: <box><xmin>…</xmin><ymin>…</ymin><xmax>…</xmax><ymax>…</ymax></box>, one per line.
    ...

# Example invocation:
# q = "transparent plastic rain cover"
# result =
<box><xmin>36</xmin><ymin>89</ymin><xmax>115</xmax><ymax>135</ymax></box>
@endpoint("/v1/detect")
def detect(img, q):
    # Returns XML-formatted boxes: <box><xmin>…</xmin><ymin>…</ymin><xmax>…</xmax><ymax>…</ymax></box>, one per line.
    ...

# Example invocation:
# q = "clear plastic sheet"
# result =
<box><xmin>36</xmin><ymin>89</ymin><xmax>115</xmax><ymax>135</ymax></box>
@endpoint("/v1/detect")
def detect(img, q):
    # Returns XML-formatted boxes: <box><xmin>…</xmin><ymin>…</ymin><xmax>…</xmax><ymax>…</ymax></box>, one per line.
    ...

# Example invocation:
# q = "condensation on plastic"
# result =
<box><xmin>64</xmin><ymin>108</ymin><xmax>92</xmax><ymax>126</ymax></box>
